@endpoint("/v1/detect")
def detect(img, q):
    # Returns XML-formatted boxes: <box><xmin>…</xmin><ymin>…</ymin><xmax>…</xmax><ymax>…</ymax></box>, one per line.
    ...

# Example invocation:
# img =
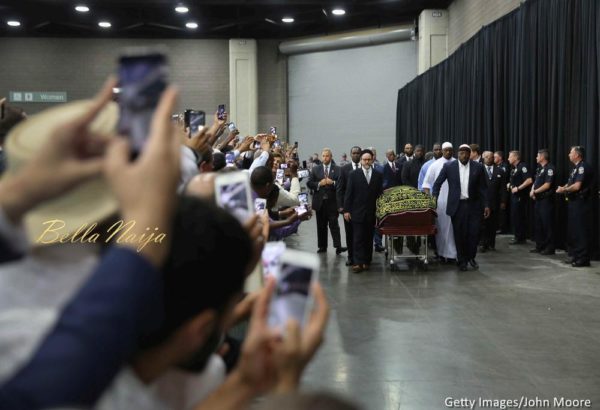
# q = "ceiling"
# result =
<box><xmin>0</xmin><ymin>0</ymin><xmax>452</xmax><ymax>39</ymax></box>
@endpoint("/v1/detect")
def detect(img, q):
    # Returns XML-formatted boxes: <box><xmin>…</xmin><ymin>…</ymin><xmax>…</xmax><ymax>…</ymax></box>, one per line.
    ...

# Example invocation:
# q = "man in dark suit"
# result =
<box><xmin>432</xmin><ymin>144</ymin><xmax>490</xmax><ymax>271</ymax></box>
<box><xmin>343</xmin><ymin>149</ymin><xmax>383</xmax><ymax>273</ymax></box>
<box><xmin>307</xmin><ymin>148</ymin><xmax>346</xmax><ymax>254</ymax></box>
<box><xmin>337</xmin><ymin>146</ymin><xmax>362</xmax><ymax>266</ymax></box>
<box><xmin>382</xmin><ymin>149</ymin><xmax>402</xmax><ymax>189</ymax></box>
<box><xmin>480</xmin><ymin>151</ymin><xmax>507</xmax><ymax>252</ymax></box>
<box><xmin>401</xmin><ymin>144</ymin><xmax>425</xmax><ymax>188</ymax></box>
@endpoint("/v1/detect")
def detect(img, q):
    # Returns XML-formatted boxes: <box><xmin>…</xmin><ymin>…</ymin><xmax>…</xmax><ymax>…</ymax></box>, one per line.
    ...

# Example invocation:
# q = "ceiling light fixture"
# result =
<box><xmin>7</xmin><ymin>21</ymin><xmax>21</xmax><ymax>27</ymax></box>
<box><xmin>281</xmin><ymin>17</ymin><xmax>294</xmax><ymax>23</ymax></box>
<box><xmin>75</xmin><ymin>5</ymin><xmax>90</xmax><ymax>13</ymax></box>
<box><xmin>332</xmin><ymin>8</ymin><xmax>346</xmax><ymax>16</ymax></box>
<box><xmin>98</xmin><ymin>21</ymin><xmax>111</xmax><ymax>28</ymax></box>
<box><xmin>185</xmin><ymin>22</ymin><xmax>198</xmax><ymax>29</ymax></box>
<box><xmin>175</xmin><ymin>5</ymin><xmax>189</xmax><ymax>13</ymax></box>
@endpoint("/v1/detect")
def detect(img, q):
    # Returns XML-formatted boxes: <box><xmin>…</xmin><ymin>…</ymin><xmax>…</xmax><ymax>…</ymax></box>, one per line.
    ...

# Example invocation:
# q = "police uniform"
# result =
<box><xmin>566</xmin><ymin>160</ymin><xmax>593</xmax><ymax>266</ymax></box>
<box><xmin>532</xmin><ymin>163</ymin><xmax>556</xmax><ymax>253</ymax></box>
<box><xmin>510</xmin><ymin>161</ymin><xmax>532</xmax><ymax>243</ymax></box>
<box><xmin>498</xmin><ymin>161</ymin><xmax>511</xmax><ymax>233</ymax></box>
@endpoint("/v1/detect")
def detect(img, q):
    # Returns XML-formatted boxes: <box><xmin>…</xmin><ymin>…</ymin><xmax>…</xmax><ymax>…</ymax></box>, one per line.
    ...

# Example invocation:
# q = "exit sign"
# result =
<box><xmin>432</xmin><ymin>11</ymin><xmax>443</xmax><ymax>17</ymax></box>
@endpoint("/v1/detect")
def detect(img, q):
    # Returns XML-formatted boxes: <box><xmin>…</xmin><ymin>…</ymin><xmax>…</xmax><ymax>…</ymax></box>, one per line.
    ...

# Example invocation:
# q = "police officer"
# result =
<box><xmin>494</xmin><ymin>151</ymin><xmax>510</xmax><ymax>233</ymax></box>
<box><xmin>529</xmin><ymin>149</ymin><xmax>556</xmax><ymax>255</ymax></box>
<box><xmin>556</xmin><ymin>146</ymin><xmax>593</xmax><ymax>267</ymax></box>
<box><xmin>508</xmin><ymin>150</ymin><xmax>533</xmax><ymax>244</ymax></box>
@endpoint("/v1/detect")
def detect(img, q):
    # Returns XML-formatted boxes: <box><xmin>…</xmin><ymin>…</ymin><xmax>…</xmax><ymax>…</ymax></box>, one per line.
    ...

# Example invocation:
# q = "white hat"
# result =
<box><xmin>442</xmin><ymin>142</ymin><xmax>453</xmax><ymax>149</ymax></box>
<box><xmin>4</xmin><ymin>100</ymin><xmax>119</xmax><ymax>245</ymax></box>
<box><xmin>458</xmin><ymin>144</ymin><xmax>471</xmax><ymax>151</ymax></box>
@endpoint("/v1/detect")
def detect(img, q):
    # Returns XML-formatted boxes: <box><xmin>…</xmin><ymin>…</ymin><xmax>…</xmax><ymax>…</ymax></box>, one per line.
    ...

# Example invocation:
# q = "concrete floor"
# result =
<box><xmin>286</xmin><ymin>220</ymin><xmax>600</xmax><ymax>410</ymax></box>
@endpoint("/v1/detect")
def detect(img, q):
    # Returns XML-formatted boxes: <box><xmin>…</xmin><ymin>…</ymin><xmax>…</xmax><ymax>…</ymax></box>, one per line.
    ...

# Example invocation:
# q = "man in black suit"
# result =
<box><xmin>382</xmin><ymin>149</ymin><xmax>402</xmax><ymax>189</ymax></box>
<box><xmin>343</xmin><ymin>149</ymin><xmax>383</xmax><ymax>273</ymax></box>
<box><xmin>307</xmin><ymin>148</ymin><xmax>346</xmax><ymax>254</ymax></box>
<box><xmin>401</xmin><ymin>144</ymin><xmax>425</xmax><ymax>188</ymax></box>
<box><xmin>432</xmin><ymin>144</ymin><xmax>490</xmax><ymax>271</ymax></box>
<box><xmin>480</xmin><ymin>151</ymin><xmax>507</xmax><ymax>252</ymax></box>
<box><xmin>337</xmin><ymin>146</ymin><xmax>362</xmax><ymax>266</ymax></box>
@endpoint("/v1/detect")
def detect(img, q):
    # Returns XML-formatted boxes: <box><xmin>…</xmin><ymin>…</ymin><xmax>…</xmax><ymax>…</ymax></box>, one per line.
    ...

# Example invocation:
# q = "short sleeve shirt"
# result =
<box><xmin>533</xmin><ymin>163</ymin><xmax>556</xmax><ymax>189</ymax></box>
<box><xmin>510</xmin><ymin>161</ymin><xmax>531</xmax><ymax>196</ymax></box>
<box><xmin>568</xmin><ymin>161</ymin><xmax>592</xmax><ymax>189</ymax></box>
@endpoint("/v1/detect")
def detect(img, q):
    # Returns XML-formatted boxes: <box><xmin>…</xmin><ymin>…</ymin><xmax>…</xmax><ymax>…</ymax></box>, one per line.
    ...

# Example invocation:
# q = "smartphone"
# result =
<box><xmin>276</xmin><ymin>169</ymin><xmax>285</xmax><ymax>185</ymax></box>
<box><xmin>295</xmin><ymin>205</ymin><xmax>307</xmax><ymax>216</ymax></box>
<box><xmin>117</xmin><ymin>48</ymin><xmax>168</xmax><ymax>154</ymax></box>
<box><xmin>214</xmin><ymin>172</ymin><xmax>253</xmax><ymax>223</ymax></box>
<box><xmin>253</xmin><ymin>141</ymin><xmax>261</xmax><ymax>149</ymax></box>
<box><xmin>298</xmin><ymin>193</ymin><xmax>308</xmax><ymax>206</ymax></box>
<box><xmin>262</xmin><ymin>242</ymin><xmax>287</xmax><ymax>280</ymax></box>
<box><xmin>273</xmin><ymin>140</ymin><xmax>281</xmax><ymax>148</ymax></box>
<box><xmin>217</xmin><ymin>104</ymin><xmax>226</xmax><ymax>120</ymax></box>
<box><xmin>225</xmin><ymin>152</ymin><xmax>236</xmax><ymax>165</ymax></box>
<box><xmin>298</xmin><ymin>169</ymin><xmax>309</xmax><ymax>179</ymax></box>
<box><xmin>294</xmin><ymin>141</ymin><xmax>298</xmax><ymax>147</ymax></box>
<box><xmin>302</xmin><ymin>160</ymin><xmax>307</xmax><ymax>169</ymax></box>
<box><xmin>280</xmin><ymin>163</ymin><xmax>288</xmax><ymax>169</ymax></box>
<box><xmin>254</xmin><ymin>198</ymin><xmax>267</xmax><ymax>214</ymax></box>
<box><xmin>269</xmin><ymin>126</ymin><xmax>277</xmax><ymax>135</ymax></box>
<box><xmin>268</xmin><ymin>249</ymin><xmax>319</xmax><ymax>331</ymax></box>
<box><xmin>228</xmin><ymin>122</ymin><xmax>236</xmax><ymax>132</ymax></box>
<box><xmin>184</xmin><ymin>109</ymin><xmax>205</xmax><ymax>136</ymax></box>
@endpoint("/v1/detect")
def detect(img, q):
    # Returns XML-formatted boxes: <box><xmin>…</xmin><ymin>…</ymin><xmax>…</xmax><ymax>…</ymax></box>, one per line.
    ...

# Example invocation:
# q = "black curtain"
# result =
<box><xmin>397</xmin><ymin>0</ymin><xmax>599</xmax><ymax>257</ymax></box>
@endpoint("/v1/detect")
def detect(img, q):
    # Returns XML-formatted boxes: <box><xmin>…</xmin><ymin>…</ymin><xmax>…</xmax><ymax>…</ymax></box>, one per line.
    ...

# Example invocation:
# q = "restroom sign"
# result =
<box><xmin>9</xmin><ymin>91</ymin><xmax>67</xmax><ymax>103</ymax></box>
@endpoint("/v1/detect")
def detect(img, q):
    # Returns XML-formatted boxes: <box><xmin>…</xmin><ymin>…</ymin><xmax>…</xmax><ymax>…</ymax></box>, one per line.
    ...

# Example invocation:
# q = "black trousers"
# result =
<box><xmin>511</xmin><ymin>195</ymin><xmax>527</xmax><ymax>241</ymax></box>
<box><xmin>567</xmin><ymin>198</ymin><xmax>592</xmax><ymax>263</ymax></box>
<box><xmin>352</xmin><ymin>219</ymin><xmax>374</xmax><ymax>265</ymax></box>
<box><xmin>315</xmin><ymin>198</ymin><xmax>341</xmax><ymax>249</ymax></box>
<box><xmin>343</xmin><ymin>218</ymin><xmax>354</xmax><ymax>263</ymax></box>
<box><xmin>451</xmin><ymin>200</ymin><xmax>481</xmax><ymax>265</ymax></box>
<box><xmin>534</xmin><ymin>198</ymin><xmax>554</xmax><ymax>251</ymax></box>
<box><xmin>481</xmin><ymin>208</ymin><xmax>499</xmax><ymax>249</ymax></box>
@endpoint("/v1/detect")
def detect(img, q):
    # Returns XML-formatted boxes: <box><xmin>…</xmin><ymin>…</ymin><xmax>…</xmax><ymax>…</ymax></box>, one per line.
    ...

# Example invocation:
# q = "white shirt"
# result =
<box><xmin>459</xmin><ymin>161</ymin><xmax>470</xmax><ymax>199</ymax></box>
<box><xmin>352</xmin><ymin>162</ymin><xmax>360</xmax><ymax>170</ymax></box>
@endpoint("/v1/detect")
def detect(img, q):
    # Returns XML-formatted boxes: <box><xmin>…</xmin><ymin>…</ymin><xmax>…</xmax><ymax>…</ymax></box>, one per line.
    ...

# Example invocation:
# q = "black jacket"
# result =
<box><xmin>343</xmin><ymin>167</ymin><xmax>383</xmax><ymax>223</ymax></box>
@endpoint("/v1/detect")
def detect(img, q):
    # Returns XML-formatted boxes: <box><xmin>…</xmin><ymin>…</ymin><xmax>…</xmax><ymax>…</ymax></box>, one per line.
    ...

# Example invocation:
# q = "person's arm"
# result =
<box><xmin>0</xmin><ymin>247</ymin><xmax>164</xmax><ymax>410</ymax></box>
<box><xmin>336</xmin><ymin>168</ymin><xmax>346</xmax><ymax>211</ymax></box>
<box><xmin>306</xmin><ymin>167</ymin><xmax>320</xmax><ymax>192</ymax></box>
<box><xmin>401</xmin><ymin>163</ymin><xmax>410</xmax><ymax>187</ymax></box>
<box><xmin>422</xmin><ymin>164</ymin><xmax>435</xmax><ymax>195</ymax></box>
<box><xmin>249</xmin><ymin>151</ymin><xmax>269</xmax><ymax>174</ymax></box>
<box><xmin>288</xmin><ymin>176</ymin><xmax>301</xmax><ymax>199</ymax></box>
<box><xmin>431</xmin><ymin>165</ymin><xmax>448</xmax><ymax>198</ymax></box>
<box><xmin>275</xmin><ymin>188</ymin><xmax>300</xmax><ymax>208</ymax></box>
<box><xmin>343</xmin><ymin>174</ymin><xmax>354</xmax><ymax>219</ymax></box>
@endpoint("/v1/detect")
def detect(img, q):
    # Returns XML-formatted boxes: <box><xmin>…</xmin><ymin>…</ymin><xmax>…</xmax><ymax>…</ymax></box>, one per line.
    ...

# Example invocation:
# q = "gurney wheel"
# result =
<box><xmin>389</xmin><ymin>260</ymin><xmax>396</xmax><ymax>271</ymax></box>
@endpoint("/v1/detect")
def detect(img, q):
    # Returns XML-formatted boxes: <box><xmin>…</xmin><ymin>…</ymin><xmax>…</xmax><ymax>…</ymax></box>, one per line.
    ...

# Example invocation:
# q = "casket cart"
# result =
<box><xmin>375</xmin><ymin>186</ymin><xmax>437</xmax><ymax>271</ymax></box>
<box><xmin>376</xmin><ymin>209</ymin><xmax>437</xmax><ymax>270</ymax></box>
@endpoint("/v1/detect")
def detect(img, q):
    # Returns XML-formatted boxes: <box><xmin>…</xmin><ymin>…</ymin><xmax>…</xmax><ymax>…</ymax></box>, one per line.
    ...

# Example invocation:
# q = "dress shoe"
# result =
<box><xmin>469</xmin><ymin>259</ymin><xmax>479</xmax><ymax>269</ymax></box>
<box><xmin>540</xmin><ymin>249</ymin><xmax>555</xmax><ymax>255</ymax></box>
<box><xmin>458</xmin><ymin>264</ymin><xmax>468</xmax><ymax>272</ymax></box>
<box><xmin>317</xmin><ymin>248</ymin><xmax>327</xmax><ymax>253</ymax></box>
<box><xmin>529</xmin><ymin>248</ymin><xmax>540</xmax><ymax>253</ymax></box>
<box><xmin>509</xmin><ymin>239</ymin><xmax>526</xmax><ymax>245</ymax></box>
<box><xmin>563</xmin><ymin>258</ymin><xmax>575</xmax><ymax>264</ymax></box>
<box><xmin>345</xmin><ymin>259</ymin><xmax>353</xmax><ymax>266</ymax></box>
<box><xmin>374</xmin><ymin>245</ymin><xmax>385</xmax><ymax>253</ymax></box>
<box><xmin>572</xmin><ymin>260</ymin><xmax>591</xmax><ymax>267</ymax></box>
<box><xmin>336</xmin><ymin>247</ymin><xmax>348</xmax><ymax>255</ymax></box>
<box><xmin>352</xmin><ymin>265</ymin><xmax>363</xmax><ymax>273</ymax></box>
<box><xmin>479</xmin><ymin>246</ymin><xmax>488</xmax><ymax>253</ymax></box>
<box><xmin>362</xmin><ymin>264</ymin><xmax>370</xmax><ymax>271</ymax></box>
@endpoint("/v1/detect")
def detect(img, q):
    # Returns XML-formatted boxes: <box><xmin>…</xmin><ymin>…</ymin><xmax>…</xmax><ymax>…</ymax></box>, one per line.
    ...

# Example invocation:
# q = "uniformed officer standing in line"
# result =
<box><xmin>508</xmin><ymin>150</ymin><xmax>533</xmax><ymax>244</ymax></box>
<box><xmin>494</xmin><ymin>151</ymin><xmax>510</xmax><ymax>233</ymax></box>
<box><xmin>529</xmin><ymin>149</ymin><xmax>556</xmax><ymax>255</ymax></box>
<box><xmin>556</xmin><ymin>146</ymin><xmax>594</xmax><ymax>267</ymax></box>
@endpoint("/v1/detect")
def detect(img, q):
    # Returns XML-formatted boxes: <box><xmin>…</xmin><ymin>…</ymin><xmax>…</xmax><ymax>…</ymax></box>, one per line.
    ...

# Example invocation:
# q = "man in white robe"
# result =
<box><xmin>422</xmin><ymin>142</ymin><xmax>457</xmax><ymax>260</ymax></box>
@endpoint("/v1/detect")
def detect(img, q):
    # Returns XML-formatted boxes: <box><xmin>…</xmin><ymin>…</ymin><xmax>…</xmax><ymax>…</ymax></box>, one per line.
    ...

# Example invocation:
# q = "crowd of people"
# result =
<box><xmin>0</xmin><ymin>82</ymin><xmax>365</xmax><ymax>409</ymax></box>
<box><xmin>308</xmin><ymin>141</ymin><xmax>594</xmax><ymax>272</ymax></box>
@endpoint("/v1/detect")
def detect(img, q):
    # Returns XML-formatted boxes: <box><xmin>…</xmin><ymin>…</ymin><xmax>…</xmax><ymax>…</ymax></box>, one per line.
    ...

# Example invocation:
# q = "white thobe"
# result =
<box><xmin>422</xmin><ymin>157</ymin><xmax>457</xmax><ymax>259</ymax></box>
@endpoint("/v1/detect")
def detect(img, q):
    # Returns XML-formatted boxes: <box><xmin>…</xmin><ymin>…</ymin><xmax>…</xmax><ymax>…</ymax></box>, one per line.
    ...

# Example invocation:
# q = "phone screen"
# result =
<box><xmin>254</xmin><ymin>198</ymin><xmax>267</xmax><ymax>213</ymax></box>
<box><xmin>298</xmin><ymin>193</ymin><xmax>308</xmax><ymax>206</ymax></box>
<box><xmin>298</xmin><ymin>169</ymin><xmax>309</xmax><ymax>179</ymax></box>
<box><xmin>269</xmin><ymin>126</ymin><xmax>277</xmax><ymax>135</ymax></box>
<box><xmin>268</xmin><ymin>262</ymin><xmax>314</xmax><ymax>330</ymax></box>
<box><xmin>276</xmin><ymin>169</ymin><xmax>284</xmax><ymax>184</ymax></box>
<box><xmin>185</xmin><ymin>110</ymin><xmax>205</xmax><ymax>135</ymax></box>
<box><xmin>217</xmin><ymin>104</ymin><xmax>226</xmax><ymax>120</ymax></box>
<box><xmin>228</xmin><ymin>122</ymin><xmax>236</xmax><ymax>132</ymax></box>
<box><xmin>217</xmin><ymin>181</ymin><xmax>251</xmax><ymax>222</ymax></box>
<box><xmin>117</xmin><ymin>51</ymin><xmax>168</xmax><ymax>154</ymax></box>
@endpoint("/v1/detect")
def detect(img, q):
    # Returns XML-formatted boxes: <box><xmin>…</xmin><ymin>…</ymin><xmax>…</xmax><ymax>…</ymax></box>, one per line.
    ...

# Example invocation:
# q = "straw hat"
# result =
<box><xmin>3</xmin><ymin>100</ymin><xmax>119</xmax><ymax>245</ymax></box>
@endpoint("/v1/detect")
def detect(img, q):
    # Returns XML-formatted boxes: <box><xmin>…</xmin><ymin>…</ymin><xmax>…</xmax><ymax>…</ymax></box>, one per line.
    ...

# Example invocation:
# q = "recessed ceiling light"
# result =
<box><xmin>75</xmin><ymin>5</ymin><xmax>90</xmax><ymax>13</ymax></box>
<box><xmin>7</xmin><ymin>20</ymin><xmax>21</xmax><ymax>27</ymax></box>
<box><xmin>175</xmin><ymin>5</ymin><xmax>189</xmax><ymax>13</ymax></box>
<box><xmin>185</xmin><ymin>22</ymin><xmax>198</xmax><ymax>29</ymax></box>
<box><xmin>332</xmin><ymin>9</ymin><xmax>346</xmax><ymax>16</ymax></box>
<box><xmin>281</xmin><ymin>17</ymin><xmax>294</xmax><ymax>23</ymax></box>
<box><xmin>98</xmin><ymin>21</ymin><xmax>111</xmax><ymax>28</ymax></box>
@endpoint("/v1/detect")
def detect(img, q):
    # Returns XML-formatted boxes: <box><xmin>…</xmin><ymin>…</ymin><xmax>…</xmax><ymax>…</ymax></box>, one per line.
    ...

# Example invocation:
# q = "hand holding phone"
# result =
<box><xmin>217</xmin><ymin>104</ymin><xmax>226</xmax><ymax>121</ymax></box>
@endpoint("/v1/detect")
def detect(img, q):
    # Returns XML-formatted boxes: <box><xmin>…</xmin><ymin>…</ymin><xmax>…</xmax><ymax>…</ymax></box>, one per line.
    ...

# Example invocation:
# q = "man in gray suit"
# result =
<box><xmin>307</xmin><ymin>148</ymin><xmax>346</xmax><ymax>254</ymax></box>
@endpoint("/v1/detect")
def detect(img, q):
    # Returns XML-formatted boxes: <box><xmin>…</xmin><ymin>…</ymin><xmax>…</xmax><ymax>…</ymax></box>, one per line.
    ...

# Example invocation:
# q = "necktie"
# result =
<box><xmin>366</xmin><ymin>168</ymin><xmax>371</xmax><ymax>184</ymax></box>
<box><xmin>354</xmin><ymin>163</ymin><xmax>358</xmax><ymax>170</ymax></box>
<box><xmin>487</xmin><ymin>166</ymin><xmax>492</xmax><ymax>179</ymax></box>
<box><xmin>324</xmin><ymin>166</ymin><xmax>329</xmax><ymax>178</ymax></box>
<box><xmin>391</xmin><ymin>162</ymin><xmax>396</xmax><ymax>172</ymax></box>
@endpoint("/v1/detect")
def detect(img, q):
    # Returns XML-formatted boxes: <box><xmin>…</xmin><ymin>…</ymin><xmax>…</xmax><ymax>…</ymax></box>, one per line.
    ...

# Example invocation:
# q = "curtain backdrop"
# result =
<box><xmin>397</xmin><ymin>0</ymin><xmax>599</xmax><ymax>257</ymax></box>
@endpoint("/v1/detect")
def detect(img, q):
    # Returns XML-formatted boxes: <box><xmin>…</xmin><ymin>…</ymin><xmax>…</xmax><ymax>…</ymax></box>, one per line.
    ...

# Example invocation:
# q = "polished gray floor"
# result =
<box><xmin>286</xmin><ymin>220</ymin><xmax>600</xmax><ymax>410</ymax></box>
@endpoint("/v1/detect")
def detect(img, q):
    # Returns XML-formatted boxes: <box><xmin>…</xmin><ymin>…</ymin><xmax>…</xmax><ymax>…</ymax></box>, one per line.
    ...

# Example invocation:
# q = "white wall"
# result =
<box><xmin>288</xmin><ymin>41</ymin><xmax>417</xmax><ymax>164</ymax></box>
<box><xmin>448</xmin><ymin>0</ymin><xmax>522</xmax><ymax>55</ymax></box>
